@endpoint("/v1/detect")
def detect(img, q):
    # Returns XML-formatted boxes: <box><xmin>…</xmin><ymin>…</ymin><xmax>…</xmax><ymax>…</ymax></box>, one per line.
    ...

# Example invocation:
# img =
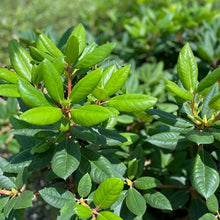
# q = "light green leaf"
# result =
<box><xmin>134</xmin><ymin>177</ymin><xmax>162</xmax><ymax>190</ymax></box>
<box><xmin>57</xmin><ymin>201</ymin><xmax>76</xmax><ymax>220</ymax></box>
<box><xmin>0</xmin><ymin>173</ymin><xmax>16</xmax><ymax>189</ymax></box>
<box><xmin>209</xmin><ymin>93</ymin><xmax>220</xmax><ymax>110</ymax></box>
<box><xmin>78</xmin><ymin>173</ymin><xmax>92</xmax><ymax>198</ymax></box>
<box><xmin>29</xmin><ymin>46</ymin><xmax>54</xmax><ymax>62</ymax></box>
<box><xmin>8</xmin><ymin>40</ymin><xmax>32</xmax><ymax>81</ymax></box>
<box><xmin>14</xmin><ymin>190</ymin><xmax>34</xmax><ymax>209</ymax></box>
<box><xmin>206</xmin><ymin>194</ymin><xmax>219</xmax><ymax>214</ymax></box>
<box><xmin>97</xmin><ymin>211</ymin><xmax>122</xmax><ymax>220</ymax></box>
<box><xmin>92</xmin><ymin>87</ymin><xmax>108</xmax><ymax>101</ymax></box>
<box><xmin>119</xmin><ymin>132</ymin><xmax>139</xmax><ymax>145</ymax></box>
<box><xmin>0</xmin><ymin>68</ymin><xmax>23</xmax><ymax>83</ymax></box>
<box><xmin>107</xmin><ymin>94</ymin><xmax>157</xmax><ymax>112</ymax></box>
<box><xmin>144</xmin><ymin>189</ymin><xmax>172</xmax><ymax>210</ymax></box>
<box><xmin>76</xmin><ymin>43</ymin><xmax>116</xmax><ymax>68</ymax></box>
<box><xmin>0</xmin><ymin>197</ymin><xmax>9</xmax><ymax>213</ymax></box>
<box><xmin>0</xmin><ymin>84</ymin><xmax>20</xmax><ymax>97</ymax></box>
<box><xmin>71</xmin><ymin>105</ymin><xmax>110</xmax><ymax>126</ymax></box>
<box><xmin>64</xmin><ymin>35</ymin><xmax>79</xmax><ymax>64</ymax></box>
<box><xmin>69</xmin><ymin>68</ymin><xmax>103</xmax><ymax>103</ymax></box>
<box><xmin>3</xmin><ymin>197</ymin><xmax>18</xmax><ymax>218</ymax></box>
<box><xmin>191</xmin><ymin>150</ymin><xmax>220</xmax><ymax>198</ymax></box>
<box><xmin>18</xmin><ymin>79</ymin><xmax>51</xmax><ymax>108</ymax></box>
<box><xmin>186</xmin><ymin>130</ymin><xmax>214</xmax><ymax>145</ymax></box>
<box><xmin>177</xmin><ymin>43</ymin><xmax>198</xmax><ymax>91</ymax></box>
<box><xmin>41</xmin><ymin>59</ymin><xmax>64</xmax><ymax>103</ymax></box>
<box><xmin>74</xmin><ymin>205</ymin><xmax>92</xmax><ymax>219</ymax></box>
<box><xmin>39</xmin><ymin>187</ymin><xmax>75</xmax><ymax>208</ymax></box>
<box><xmin>51</xmin><ymin>139</ymin><xmax>81</xmax><ymax>180</ymax></box>
<box><xmin>20</xmin><ymin>106</ymin><xmax>62</xmax><ymax>125</ymax></box>
<box><xmin>93</xmin><ymin>177</ymin><xmax>124</xmax><ymax>209</ymax></box>
<box><xmin>199</xmin><ymin>213</ymin><xmax>216</xmax><ymax>220</ymax></box>
<box><xmin>126</xmin><ymin>188</ymin><xmax>146</xmax><ymax>216</ymax></box>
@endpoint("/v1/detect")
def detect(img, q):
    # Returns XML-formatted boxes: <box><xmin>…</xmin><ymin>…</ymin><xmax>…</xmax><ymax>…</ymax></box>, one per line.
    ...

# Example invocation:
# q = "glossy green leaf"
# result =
<box><xmin>8</xmin><ymin>40</ymin><xmax>32</xmax><ymax>81</ymax></box>
<box><xmin>144</xmin><ymin>189</ymin><xmax>172</xmax><ymax>210</ymax></box>
<box><xmin>197</xmin><ymin>44</ymin><xmax>214</xmax><ymax>62</ymax></box>
<box><xmin>71</xmin><ymin>23</ymin><xmax>86</xmax><ymax>55</ymax></box>
<box><xmin>78</xmin><ymin>173</ymin><xmax>92</xmax><ymax>198</ymax></box>
<box><xmin>134</xmin><ymin>177</ymin><xmax>162</xmax><ymax>190</ymax></box>
<box><xmin>93</xmin><ymin>177</ymin><xmax>124</xmax><ymax>209</ymax></box>
<box><xmin>0</xmin><ymin>68</ymin><xmax>23</xmax><ymax>83</ymax></box>
<box><xmin>71</xmin><ymin>105</ymin><xmax>110</xmax><ymax>126</ymax></box>
<box><xmin>147</xmin><ymin>132</ymin><xmax>184</xmax><ymax>150</ymax></box>
<box><xmin>104</xmin><ymin>65</ymin><xmax>131</xmax><ymax>96</ymax></box>
<box><xmin>177</xmin><ymin>43</ymin><xmax>198</xmax><ymax>91</ymax></box>
<box><xmin>64</xmin><ymin>35</ymin><xmax>79</xmax><ymax>64</ymax></box>
<box><xmin>14</xmin><ymin>190</ymin><xmax>34</xmax><ymax>209</ymax></box>
<box><xmin>165</xmin><ymin>79</ymin><xmax>193</xmax><ymax>101</ymax></box>
<box><xmin>197</xmin><ymin>67</ymin><xmax>220</xmax><ymax>93</ymax></box>
<box><xmin>31</xmin><ymin>142</ymin><xmax>52</xmax><ymax>154</ymax></box>
<box><xmin>20</xmin><ymin>106</ymin><xmax>62</xmax><ymax>125</ymax></box>
<box><xmin>186</xmin><ymin>130</ymin><xmax>214</xmax><ymax>145</ymax></box>
<box><xmin>51</xmin><ymin>139</ymin><xmax>81</xmax><ymax>180</ymax></box>
<box><xmin>209</xmin><ymin>93</ymin><xmax>220</xmax><ymax>110</ymax></box>
<box><xmin>18</xmin><ymin>79</ymin><xmax>51</xmax><ymax>108</ymax></box>
<box><xmin>92</xmin><ymin>87</ymin><xmax>108</xmax><ymax>101</ymax></box>
<box><xmin>0</xmin><ymin>84</ymin><xmax>20</xmax><ymax>97</ymax></box>
<box><xmin>39</xmin><ymin>187</ymin><xmax>75</xmax><ymax>208</ymax></box>
<box><xmin>29</xmin><ymin>46</ymin><xmax>54</xmax><ymax>61</ymax></box>
<box><xmin>76</xmin><ymin>43</ymin><xmax>116</xmax><ymax>68</ymax></box>
<box><xmin>126</xmin><ymin>188</ymin><xmax>146</xmax><ymax>216</ymax></box>
<box><xmin>107</xmin><ymin>94</ymin><xmax>157</xmax><ymax>112</ymax></box>
<box><xmin>69</xmin><ymin>68</ymin><xmax>103</xmax><ymax>103</ymax></box>
<box><xmin>127</xmin><ymin>158</ymin><xmax>138</xmax><ymax>180</ymax></box>
<box><xmin>97</xmin><ymin>211</ymin><xmax>122</xmax><ymax>220</ymax></box>
<box><xmin>74</xmin><ymin>205</ymin><xmax>92</xmax><ymax>219</ymax></box>
<box><xmin>206</xmin><ymin>194</ymin><xmax>219</xmax><ymax>214</ymax></box>
<box><xmin>37</xmin><ymin>32</ymin><xmax>63</xmax><ymax>58</ymax></box>
<box><xmin>191</xmin><ymin>150</ymin><xmax>220</xmax><ymax>198</ymax></box>
<box><xmin>119</xmin><ymin>132</ymin><xmax>139</xmax><ymax>146</ymax></box>
<box><xmin>199</xmin><ymin>213</ymin><xmax>216</xmax><ymax>220</ymax></box>
<box><xmin>52</xmin><ymin>56</ymin><xmax>65</xmax><ymax>75</ymax></box>
<box><xmin>41</xmin><ymin>59</ymin><xmax>64</xmax><ymax>103</ymax></box>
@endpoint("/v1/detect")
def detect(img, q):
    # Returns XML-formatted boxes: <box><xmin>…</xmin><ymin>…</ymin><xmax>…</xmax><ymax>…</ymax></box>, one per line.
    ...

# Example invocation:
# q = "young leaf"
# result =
<box><xmin>191</xmin><ymin>150</ymin><xmax>220</xmax><ymax>198</ymax></box>
<box><xmin>69</xmin><ymin>68</ymin><xmax>103</xmax><ymax>103</ymax></box>
<box><xmin>206</xmin><ymin>194</ymin><xmax>219</xmax><ymax>214</ymax></box>
<box><xmin>18</xmin><ymin>79</ymin><xmax>51</xmax><ymax>108</ymax></box>
<box><xmin>41</xmin><ymin>59</ymin><xmax>64</xmax><ymax>103</ymax></box>
<box><xmin>126</xmin><ymin>188</ymin><xmax>146</xmax><ymax>216</ymax></box>
<box><xmin>64</xmin><ymin>35</ymin><xmax>79</xmax><ymax>64</ymax></box>
<box><xmin>0</xmin><ymin>68</ymin><xmax>23</xmax><ymax>84</ymax></box>
<box><xmin>209</xmin><ymin>93</ymin><xmax>220</xmax><ymax>110</ymax></box>
<box><xmin>177</xmin><ymin>43</ymin><xmax>198</xmax><ymax>91</ymax></box>
<box><xmin>8</xmin><ymin>40</ymin><xmax>33</xmax><ymax>82</ymax></box>
<box><xmin>97</xmin><ymin>211</ymin><xmax>122</xmax><ymax>220</ymax></box>
<box><xmin>78</xmin><ymin>173</ymin><xmax>92</xmax><ymax>198</ymax></box>
<box><xmin>0</xmin><ymin>84</ymin><xmax>20</xmax><ymax>97</ymax></box>
<box><xmin>39</xmin><ymin>187</ymin><xmax>75</xmax><ymax>208</ymax></box>
<box><xmin>71</xmin><ymin>105</ymin><xmax>110</xmax><ymax>126</ymax></box>
<box><xmin>165</xmin><ymin>79</ymin><xmax>193</xmax><ymax>101</ymax></box>
<box><xmin>76</xmin><ymin>43</ymin><xmax>116</xmax><ymax>68</ymax></box>
<box><xmin>197</xmin><ymin>67</ymin><xmax>220</xmax><ymax>93</ymax></box>
<box><xmin>51</xmin><ymin>139</ymin><xmax>81</xmax><ymax>180</ymax></box>
<box><xmin>74</xmin><ymin>205</ymin><xmax>92</xmax><ymax>219</ymax></box>
<box><xmin>20</xmin><ymin>106</ymin><xmax>62</xmax><ymax>125</ymax></box>
<box><xmin>127</xmin><ymin>158</ymin><xmax>138</xmax><ymax>180</ymax></box>
<box><xmin>14</xmin><ymin>191</ymin><xmax>34</xmax><ymax>209</ymax></box>
<box><xmin>107</xmin><ymin>94</ymin><xmax>157</xmax><ymax>112</ymax></box>
<box><xmin>134</xmin><ymin>177</ymin><xmax>162</xmax><ymax>190</ymax></box>
<box><xmin>93</xmin><ymin>177</ymin><xmax>124</xmax><ymax>209</ymax></box>
<box><xmin>144</xmin><ymin>189</ymin><xmax>172</xmax><ymax>210</ymax></box>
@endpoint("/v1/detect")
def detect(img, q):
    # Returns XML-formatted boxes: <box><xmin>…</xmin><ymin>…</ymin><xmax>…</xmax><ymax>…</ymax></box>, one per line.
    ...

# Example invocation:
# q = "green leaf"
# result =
<box><xmin>74</xmin><ymin>205</ymin><xmax>92</xmax><ymax>219</ymax></box>
<box><xmin>0</xmin><ymin>84</ymin><xmax>20</xmax><ymax>97</ymax></box>
<box><xmin>8</xmin><ymin>40</ymin><xmax>32</xmax><ymax>82</ymax></box>
<box><xmin>134</xmin><ymin>177</ymin><xmax>162</xmax><ymax>190</ymax></box>
<box><xmin>206</xmin><ymin>194</ymin><xmax>219</xmax><ymax>214</ymax></box>
<box><xmin>197</xmin><ymin>67</ymin><xmax>220</xmax><ymax>93</ymax></box>
<box><xmin>37</xmin><ymin>32</ymin><xmax>63</xmax><ymax>58</ymax></box>
<box><xmin>29</xmin><ymin>46</ymin><xmax>54</xmax><ymax>62</ymax></box>
<box><xmin>64</xmin><ymin>35</ymin><xmax>79</xmax><ymax>64</ymax></box>
<box><xmin>97</xmin><ymin>211</ymin><xmax>122</xmax><ymax>220</ymax></box>
<box><xmin>20</xmin><ymin>106</ymin><xmax>62</xmax><ymax>125</ymax></box>
<box><xmin>71</xmin><ymin>105</ymin><xmax>110</xmax><ymax>126</ymax></box>
<box><xmin>41</xmin><ymin>59</ymin><xmax>64</xmax><ymax>103</ymax></box>
<box><xmin>71</xmin><ymin>23</ymin><xmax>86</xmax><ymax>55</ymax></box>
<box><xmin>103</xmin><ymin>65</ymin><xmax>131</xmax><ymax>96</ymax></box>
<box><xmin>93</xmin><ymin>177</ymin><xmax>124</xmax><ymax>209</ymax></box>
<box><xmin>147</xmin><ymin>132</ymin><xmax>184</xmax><ymax>150</ymax></box>
<box><xmin>177</xmin><ymin>43</ymin><xmax>198</xmax><ymax>91</ymax></box>
<box><xmin>127</xmin><ymin>158</ymin><xmax>138</xmax><ymax>180</ymax></box>
<box><xmin>126</xmin><ymin>188</ymin><xmax>146</xmax><ymax>216</ymax></box>
<box><xmin>3</xmin><ymin>197</ymin><xmax>18</xmax><ymax>218</ymax></box>
<box><xmin>186</xmin><ymin>130</ymin><xmax>214</xmax><ymax>145</ymax></box>
<box><xmin>93</xmin><ymin>87</ymin><xmax>108</xmax><ymax>101</ymax></box>
<box><xmin>52</xmin><ymin>56</ymin><xmax>65</xmax><ymax>75</ymax></box>
<box><xmin>0</xmin><ymin>174</ymin><xmax>16</xmax><ymax>189</ymax></box>
<box><xmin>191</xmin><ymin>150</ymin><xmax>220</xmax><ymax>198</ymax></box>
<box><xmin>0</xmin><ymin>197</ymin><xmax>9</xmax><ymax>212</ymax></box>
<box><xmin>169</xmin><ymin>190</ymin><xmax>189</xmax><ymax>210</ymax></box>
<box><xmin>208</xmin><ymin>93</ymin><xmax>220</xmax><ymax>110</ymax></box>
<box><xmin>197</xmin><ymin>44</ymin><xmax>214</xmax><ymax>62</ymax></box>
<box><xmin>69</xmin><ymin>68</ymin><xmax>103</xmax><ymax>103</ymax></box>
<box><xmin>165</xmin><ymin>79</ymin><xmax>193</xmax><ymax>101</ymax></box>
<box><xmin>14</xmin><ymin>191</ymin><xmax>34</xmax><ymax>209</ymax></box>
<box><xmin>78</xmin><ymin>173</ymin><xmax>92</xmax><ymax>198</ymax></box>
<box><xmin>107</xmin><ymin>94</ymin><xmax>157</xmax><ymax>112</ymax></box>
<box><xmin>31</xmin><ymin>142</ymin><xmax>52</xmax><ymax>154</ymax></box>
<box><xmin>0</xmin><ymin>68</ymin><xmax>23</xmax><ymax>83</ymax></box>
<box><xmin>39</xmin><ymin>187</ymin><xmax>75</xmax><ymax>208</ymax></box>
<box><xmin>18</xmin><ymin>79</ymin><xmax>51</xmax><ymax>108</ymax></box>
<box><xmin>119</xmin><ymin>132</ymin><xmax>139</xmax><ymax>146</ymax></box>
<box><xmin>144</xmin><ymin>189</ymin><xmax>172</xmax><ymax>210</ymax></box>
<box><xmin>76</xmin><ymin>43</ymin><xmax>116</xmax><ymax>68</ymax></box>
<box><xmin>15</xmin><ymin>168</ymin><xmax>29</xmax><ymax>189</ymax></box>
<box><xmin>57</xmin><ymin>201</ymin><xmax>76</xmax><ymax>220</ymax></box>
<box><xmin>51</xmin><ymin>139</ymin><xmax>81</xmax><ymax>180</ymax></box>
<box><xmin>199</xmin><ymin>213</ymin><xmax>216</xmax><ymax>220</ymax></box>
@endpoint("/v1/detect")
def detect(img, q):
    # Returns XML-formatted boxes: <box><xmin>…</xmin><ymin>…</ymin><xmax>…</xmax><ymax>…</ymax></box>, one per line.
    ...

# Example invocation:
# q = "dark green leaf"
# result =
<box><xmin>0</xmin><ymin>84</ymin><xmax>20</xmax><ymax>97</ymax></box>
<box><xmin>3</xmin><ymin>197</ymin><xmax>18</xmax><ymax>218</ymax></box>
<box><xmin>15</xmin><ymin>168</ymin><xmax>30</xmax><ymax>189</ymax></box>
<box><xmin>134</xmin><ymin>177</ymin><xmax>161</xmax><ymax>190</ymax></box>
<box><xmin>169</xmin><ymin>190</ymin><xmax>189</xmax><ymax>210</ymax></box>
<box><xmin>14</xmin><ymin>191</ymin><xmax>34</xmax><ymax>209</ymax></box>
<box><xmin>78</xmin><ymin>173</ymin><xmax>92</xmax><ymax>198</ymax></box>
<box><xmin>0</xmin><ymin>197</ymin><xmax>9</xmax><ymax>213</ymax></box>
